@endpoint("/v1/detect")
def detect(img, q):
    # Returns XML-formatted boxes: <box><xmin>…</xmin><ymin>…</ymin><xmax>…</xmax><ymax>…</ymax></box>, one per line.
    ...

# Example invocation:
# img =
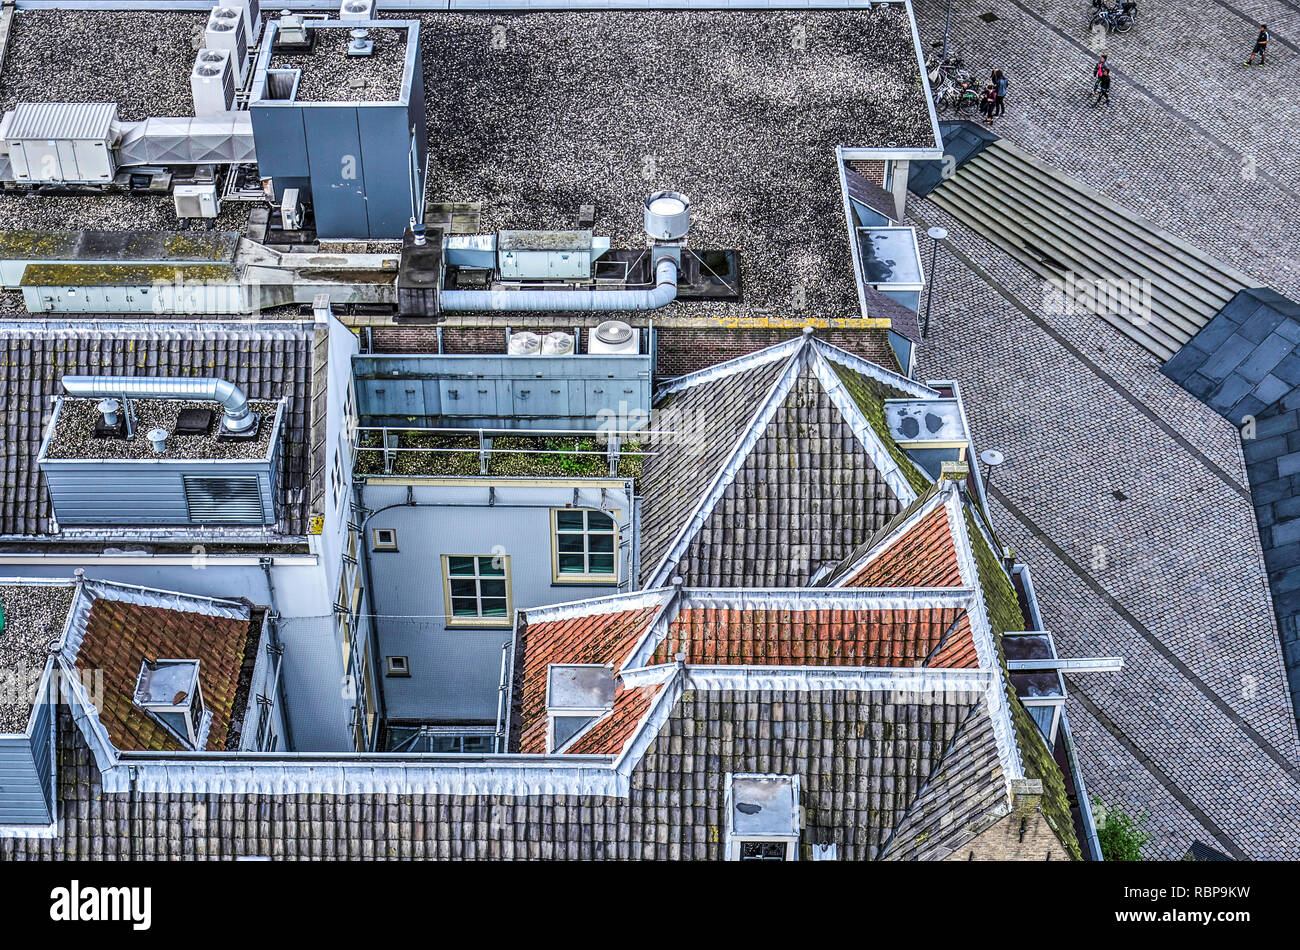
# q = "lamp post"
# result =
<box><xmin>980</xmin><ymin>449</ymin><xmax>1005</xmax><ymax>490</ymax></box>
<box><xmin>922</xmin><ymin>226</ymin><xmax>947</xmax><ymax>339</ymax></box>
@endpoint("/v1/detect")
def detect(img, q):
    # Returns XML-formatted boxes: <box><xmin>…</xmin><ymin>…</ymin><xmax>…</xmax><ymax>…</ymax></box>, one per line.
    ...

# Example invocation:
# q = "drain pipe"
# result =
<box><xmin>62</xmin><ymin>375</ymin><xmax>258</xmax><ymax>435</ymax></box>
<box><xmin>442</xmin><ymin>257</ymin><xmax>678</xmax><ymax>312</ymax></box>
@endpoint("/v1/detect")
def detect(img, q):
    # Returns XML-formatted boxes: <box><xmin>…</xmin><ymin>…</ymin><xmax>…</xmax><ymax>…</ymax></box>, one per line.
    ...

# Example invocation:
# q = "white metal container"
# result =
<box><xmin>206</xmin><ymin>5</ymin><xmax>249</xmax><ymax>82</ymax></box>
<box><xmin>4</xmin><ymin>101</ymin><xmax>117</xmax><ymax>184</ymax></box>
<box><xmin>643</xmin><ymin>191</ymin><xmax>691</xmax><ymax>241</ymax></box>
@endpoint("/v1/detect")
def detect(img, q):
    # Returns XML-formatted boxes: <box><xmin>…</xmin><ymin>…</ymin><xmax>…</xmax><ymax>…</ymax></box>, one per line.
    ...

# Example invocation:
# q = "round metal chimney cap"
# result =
<box><xmin>146</xmin><ymin>428</ymin><xmax>169</xmax><ymax>451</ymax></box>
<box><xmin>643</xmin><ymin>190</ymin><xmax>691</xmax><ymax>242</ymax></box>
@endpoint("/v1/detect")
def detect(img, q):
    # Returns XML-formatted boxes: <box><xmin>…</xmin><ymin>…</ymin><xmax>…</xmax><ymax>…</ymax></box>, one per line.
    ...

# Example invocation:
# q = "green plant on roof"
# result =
<box><xmin>1092</xmin><ymin>797</ymin><xmax>1153</xmax><ymax>861</ymax></box>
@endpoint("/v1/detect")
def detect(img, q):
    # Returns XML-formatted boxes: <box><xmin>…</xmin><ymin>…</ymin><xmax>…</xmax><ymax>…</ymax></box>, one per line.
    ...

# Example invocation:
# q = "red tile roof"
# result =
<box><xmin>517</xmin><ymin>605</ymin><xmax>661</xmax><ymax>754</ymax></box>
<box><xmin>844</xmin><ymin>505</ymin><xmax>963</xmax><ymax>588</ymax></box>
<box><xmin>565</xmin><ymin>682</ymin><xmax>664</xmax><ymax>755</ymax></box>
<box><xmin>650</xmin><ymin>606</ymin><xmax>977</xmax><ymax>668</ymax></box>
<box><xmin>72</xmin><ymin>598</ymin><xmax>253</xmax><ymax>752</ymax></box>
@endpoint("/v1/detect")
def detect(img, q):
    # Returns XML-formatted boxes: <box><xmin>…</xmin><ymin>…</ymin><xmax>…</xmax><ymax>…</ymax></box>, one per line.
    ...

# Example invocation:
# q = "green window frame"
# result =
<box><xmin>552</xmin><ymin>508</ymin><xmax>618</xmax><ymax>582</ymax></box>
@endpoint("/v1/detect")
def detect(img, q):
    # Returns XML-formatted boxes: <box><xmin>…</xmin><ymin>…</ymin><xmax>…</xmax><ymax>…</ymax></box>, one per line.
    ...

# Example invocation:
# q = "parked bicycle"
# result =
<box><xmin>1089</xmin><ymin>0</ymin><xmax>1134</xmax><ymax>33</ymax></box>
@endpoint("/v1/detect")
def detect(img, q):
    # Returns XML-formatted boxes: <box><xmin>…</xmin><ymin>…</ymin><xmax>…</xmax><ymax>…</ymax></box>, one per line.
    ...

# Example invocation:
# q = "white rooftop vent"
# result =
<box><xmin>644</xmin><ymin>190</ymin><xmax>691</xmax><ymax>242</ymax></box>
<box><xmin>339</xmin><ymin>0</ymin><xmax>376</xmax><ymax>20</ymax></box>
<box><xmin>191</xmin><ymin>48</ymin><xmax>235</xmax><ymax>116</ymax></box>
<box><xmin>206</xmin><ymin>5</ymin><xmax>249</xmax><ymax>80</ymax></box>
<box><xmin>146</xmin><ymin>427</ymin><xmax>169</xmax><ymax>453</ymax></box>
<box><xmin>540</xmin><ymin>331</ymin><xmax>574</xmax><ymax>356</ymax></box>
<box><xmin>507</xmin><ymin>331</ymin><xmax>541</xmax><ymax>356</ymax></box>
<box><xmin>589</xmin><ymin>320</ymin><xmax>638</xmax><ymax>355</ymax></box>
<box><xmin>133</xmin><ymin>658</ymin><xmax>208</xmax><ymax>750</ymax></box>
<box><xmin>545</xmin><ymin>664</ymin><xmax>614</xmax><ymax>752</ymax></box>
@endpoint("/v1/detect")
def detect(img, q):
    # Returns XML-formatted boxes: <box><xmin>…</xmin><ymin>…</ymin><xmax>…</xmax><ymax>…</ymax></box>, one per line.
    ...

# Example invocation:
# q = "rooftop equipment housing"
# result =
<box><xmin>1</xmin><ymin>101</ymin><xmax>117</xmax><ymax>184</ymax></box>
<box><xmin>191</xmin><ymin>48</ymin><xmax>237</xmax><ymax>116</ymax></box>
<box><xmin>38</xmin><ymin>376</ymin><xmax>285</xmax><ymax>529</ymax></box>
<box><xmin>206</xmin><ymin>5</ymin><xmax>251</xmax><ymax>82</ymax></box>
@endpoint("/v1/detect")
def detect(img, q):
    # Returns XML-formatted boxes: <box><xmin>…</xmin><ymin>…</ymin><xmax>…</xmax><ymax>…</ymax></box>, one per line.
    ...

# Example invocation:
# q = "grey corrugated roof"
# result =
<box><xmin>6</xmin><ymin>101</ymin><xmax>117</xmax><ymax>141</ymax></box>
<box><xmin>3</xmin><ymin>692</ymin><xmax>1010</xmax><ymax>860</ymax></box>
<box><xmin>0</xmin><ymin>321</ymin><xmax>317</xmax><ymax>537</ymax></box>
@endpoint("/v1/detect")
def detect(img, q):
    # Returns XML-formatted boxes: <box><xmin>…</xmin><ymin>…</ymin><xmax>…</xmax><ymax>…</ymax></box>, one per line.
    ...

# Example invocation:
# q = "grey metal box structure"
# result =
<box><xmin>248</xmin><ymin>20</ymin><xmax>427</xmax><ymax>240</ymax></box>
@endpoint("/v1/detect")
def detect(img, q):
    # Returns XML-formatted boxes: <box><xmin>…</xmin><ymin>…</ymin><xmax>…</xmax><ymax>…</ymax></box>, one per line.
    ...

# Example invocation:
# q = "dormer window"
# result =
<box><xmin>545</xmin><ymin>664</ymin><xmax>615</xmax><ymax>753</ymax></box>
<box><xmin>725</xmin><ymin>774</ymin><xmax>802</xmax><ymax>861</ymax></box>
<box><xmin>133</xmin><ymin>658</ymin><xmax>209</xmax><ymax>750</ymax></box>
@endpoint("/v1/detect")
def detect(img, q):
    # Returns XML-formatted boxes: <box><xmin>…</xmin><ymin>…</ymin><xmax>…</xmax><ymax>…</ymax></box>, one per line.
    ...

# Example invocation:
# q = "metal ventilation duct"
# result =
<box><xmin>441</xmin><ymin>258</ymin><xmax>679</xmax><ymax>312</ymax></box>
<box><xmin>61</xmin><ymin>375</ymin><xmax>257</xmax><ymax>434</ymax></box>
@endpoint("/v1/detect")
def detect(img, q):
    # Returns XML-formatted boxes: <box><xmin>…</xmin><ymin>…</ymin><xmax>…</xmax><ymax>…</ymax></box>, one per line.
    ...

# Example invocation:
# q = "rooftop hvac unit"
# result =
<box><xmin>339</xmin><ymin>0</ymin><xmax>377</xmax><ymax>20</ymax></box>
<box><xmin>206</xmin><ymin>5</ymin><xmax>249</xmax><ymax>81</ymax></box>
<box><xmin>191</xmin><ymin>48</ymin><xmax>235</xmax><ymax>116</ymax></box>
<box><xmin>589</xmin><ymin>321</ymin><xmax>639</xmax><ymax>355</ymax></box>
<box><xmin>541</xmin><ymin>331</ymin><xmax>575</xmax><ymax>356</ymax></box>
<box><xmin>174</xmin><ymin>182</ymin><xmax>222</xmax><ymax>219</ymax></box>
<box><xmin>507</xmin><ymin>331</ymin><xmax>541</xmax><ymax>356</ymax></box>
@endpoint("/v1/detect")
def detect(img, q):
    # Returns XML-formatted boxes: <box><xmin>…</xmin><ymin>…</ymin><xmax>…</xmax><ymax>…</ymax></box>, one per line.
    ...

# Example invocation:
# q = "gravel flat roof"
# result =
<box><xmin>0</xmin><ymin>583</ymin><xmax>74</xmax><ymax>734</ymax></box>
<box><xmin>420</xmin><ymin>9</ymin><xmax>934</xmax><ymax>322</ymax></box>
<box><xmin>270</xmin><ymin>25</ymin><xmax>409</xmax><ymax>103</ymax></box>
<box><xmin>44</xmin><ymin>397</ymin><xmax>280</xmax><ymax>461</ymax></box>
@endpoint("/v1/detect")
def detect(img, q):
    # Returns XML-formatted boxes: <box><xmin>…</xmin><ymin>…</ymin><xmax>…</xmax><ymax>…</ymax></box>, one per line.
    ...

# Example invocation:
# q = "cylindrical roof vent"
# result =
<box><xmin>98</xmin><ymin>398</ymin><xmax>121</xmax><ymax>427</ymax></box>
<box><xmin>147</xmin><ymin>428</ymin><xmax>169</xmax><ymax>453</ymax></box>
<box><xmin>644</xmin><ymin>191</ymin><xmax>691</xmax><ymax>242</ymax></box>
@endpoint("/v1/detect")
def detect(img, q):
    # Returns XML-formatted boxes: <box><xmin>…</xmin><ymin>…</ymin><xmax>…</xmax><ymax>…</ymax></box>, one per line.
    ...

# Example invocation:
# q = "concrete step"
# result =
<box><xmin>928</xmin><ymin>139</ymin><xmax>1255</xmax><ymax>360</ymax></box>
<box><xmin>928</xmin><ymin>186</ymin><xmax>1183</xmax><ymax>359</ymax></box>
<box><xmin>976</xmin><ymin>146</ymin><xmax>1249</xmax><ymax>303</ymax></box>
<box><xmin>938</xmin><ymin>161</ymin><xmax>1227</xmax><ymax>341</ymax></box>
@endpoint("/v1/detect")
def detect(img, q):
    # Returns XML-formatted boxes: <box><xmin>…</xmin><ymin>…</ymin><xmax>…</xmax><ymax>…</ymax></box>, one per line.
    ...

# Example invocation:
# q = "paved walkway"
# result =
<box><xmin>908</xmin><ymin>0</ymin><xmax>1300</xmax><ymax>858</ymax></box>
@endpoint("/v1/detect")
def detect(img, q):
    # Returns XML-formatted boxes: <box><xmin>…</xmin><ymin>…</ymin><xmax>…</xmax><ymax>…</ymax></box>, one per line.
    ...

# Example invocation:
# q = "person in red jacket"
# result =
<box><xmin>980</xmin><ymin>83</ymin><xmax>997</xmax><ymax>123</ymax></box>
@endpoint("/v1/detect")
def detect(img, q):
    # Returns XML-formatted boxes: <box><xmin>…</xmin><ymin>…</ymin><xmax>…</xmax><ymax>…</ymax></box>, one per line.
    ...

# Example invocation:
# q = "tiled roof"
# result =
<box><xmin>565</xmin><ymin>681</ymin><xmax>663</xmax><ymax>755</ymax></box>
<box><xmin>639</xmin><ymin>334</ymin><xmax>937</xmax><ymax>587</ymax></box>
<box><xmin>4</xmin><ymin>690</ymin><xmax>1018</xmax><ymax>861</ymax></box>
<box><xmin>843</xmin><ymin>502</ymin><xmax>963</xmax><ymax>588</ymax></box>
<box><xmin>66</xmin><ymin>586</ymin><xmax>254</xmax><ymax>753</ymax></box>
<box><xmin>650</xmin><ymin>606</ymin><xmax>978</xmax><ymax>669</ymax></box>
<box><xmin>0</xmin><ymin>321</ymin><xmax>317</xmax><ymax>537</ymax></box>
<box><xmin>513</xmin><ymin>601</ymin><xmax>665</xmax><ymax>754</ymax></box>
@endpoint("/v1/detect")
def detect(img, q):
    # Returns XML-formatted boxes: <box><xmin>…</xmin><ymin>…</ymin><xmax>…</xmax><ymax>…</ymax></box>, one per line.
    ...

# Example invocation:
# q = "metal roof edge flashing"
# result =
<box><xmin>620</xmin><ymin>583</ymin><xmax>685</xmax><ymax>670</ymax></box>
<box><xmin>810</xmin><ymin>336</ymin><xmax>936</xmax><ymax>398</ymax></box>
<box><xmin>612</xmin><ymin>665</ymin><xmax>684</xmax><ymax>776</ymax></box>
<box><xmin>678</xmin><ymin>586</ymin><xmax>976</xmax><ymax>612</ymax></box>
<box><xmin>646</xmin><ymin>342</ymin><xmax>807</xmax><ymax>587</ymax></box>
<box><xmin>520</xmin><ymin>586</ymin><xmax>673</xmax><ymax>625</ymax></box>
<box><xmin>807</xmin><ymin>347</ymin><xmax>921</xmax><ymax>505</ymax></box>
<box><xmin>652</xmin><ymin>332</ymin><xmax>807</xmax><ymax>399</ymax></box>
<box><xmin>683</xmin><ymin>665</ymin><xmax>995</xmax><ymax>693</ymax></box>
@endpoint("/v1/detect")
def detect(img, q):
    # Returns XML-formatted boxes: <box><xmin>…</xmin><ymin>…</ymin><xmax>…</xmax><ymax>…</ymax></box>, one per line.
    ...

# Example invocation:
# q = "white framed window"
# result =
<box><xmin>372</xmin><ymin>527</ymin><xmax>398</xmax><ymax>551</ymax></box>
<box><xmin>442</xmin><ymin>554</ymin><xmax>512</xmax><ymax>626</ymax></box>
<box><xmin>385</xmin><ymin>654</ymin><xmax>410</xmax><ymax>677</ymax></box>
<box><xmin>552</xmin><ymin>508</ymin><xmax>618</xmax><ymax>582</ymax></box>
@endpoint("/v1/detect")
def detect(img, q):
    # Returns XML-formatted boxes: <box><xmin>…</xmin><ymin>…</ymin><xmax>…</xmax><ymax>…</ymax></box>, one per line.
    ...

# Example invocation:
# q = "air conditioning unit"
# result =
<box><xmin>280</xmin><ymin>187</ymin><xmax>303</xmax><ymax>230</ymax></box>
<box><xmin>191</xmin><ymin>48</ymin><xmax>235</xmax><ymax>116</ymax></box>
<box><xmin>206</xmin><ymin>5</ymin><xmax>249</xmax><ymax>81</ymax></box>
<box><xmin>589</xmin><ymin>320</ymin><xmax>639</xmax><ymax>355</ymax></box>
<box><xmin>540</xmin><ymin>331</ymin><xmax>575</xmax><ymax>356</ymax></box>
<box><xmin>174</xmin><ymin>182</ymin><xmax>222</xmax><ymax>219</ymax></box>
<box><xmin>226</xmin><ymin>0</ymin><xmax>262</xmax><ymax>43</ymax></box>
<box><xmin>339</xmin><ymin>0</ymin><xmax>377</xmax><ymax>20</ymax></box>
<box><xmin>507</xmin><ymin>331</ymin><xmax>541</xmax><ymax>356</ymax></box>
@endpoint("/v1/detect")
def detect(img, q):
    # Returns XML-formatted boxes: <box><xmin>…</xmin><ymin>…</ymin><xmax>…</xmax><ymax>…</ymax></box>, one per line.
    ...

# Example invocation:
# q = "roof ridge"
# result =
<box><xmin>644</xmin><ymin>341</ymin><xmax>809</xmax><ymax>587</ymax></box>
<box><xmin>809</xmin><ymin>336</ymin><xmax>937</xmax><ymax>399</ymax></box>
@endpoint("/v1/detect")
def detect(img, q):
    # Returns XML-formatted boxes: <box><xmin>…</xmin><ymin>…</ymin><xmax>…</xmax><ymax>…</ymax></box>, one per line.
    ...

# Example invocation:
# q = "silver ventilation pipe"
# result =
<box><xmin>440</xmin><ymin>258</ymin><xmax>678</xmax><ymax>313</ymax></box>
<box><xmin>61</xmin><ymin>375</ymin><xmax>258</xmax><ymax>434</ymax></box>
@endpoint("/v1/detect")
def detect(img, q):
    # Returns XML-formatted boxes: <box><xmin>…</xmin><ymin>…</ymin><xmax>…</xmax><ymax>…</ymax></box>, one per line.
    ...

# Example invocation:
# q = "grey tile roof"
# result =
<box><xmin>675</xmin><ymin>365</ymin><xmax>906</xmax><ymax>586</ymax></box>
<box><xmin>0</xmin><ymin>321</ymin><xmax>317</xmax><ymax>537</ymax></box>
<box><xmin>639</xmin><ymin>335</ymin><xmax>933</xmax><ymax>586</ymax></box>
<box><xmin>2</xmin><ymin>692</ymin><xmax>1009</xmax><ymax>860</ymax></box>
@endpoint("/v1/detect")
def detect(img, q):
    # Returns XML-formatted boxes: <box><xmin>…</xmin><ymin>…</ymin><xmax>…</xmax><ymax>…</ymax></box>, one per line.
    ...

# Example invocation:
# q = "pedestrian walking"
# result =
<box><xmin>1093</xmin><ymin>54</ymin><xmax>1109</xmax><ymax>91</ymax></box>
<box><xmin>1096</xmin><ymin>67</ymin><xmax>1112</xmax><ymax>105</ymax></box>
<box><xmin>1245</xmin><ymin>24</ymin><xmax>1269</xmax><ymax>65</ymax></box>
<box><xmin>980</xmin><ymin>83</ymin><xmax>997</xmax><ymax>123</ymax></box>
<box><xmin>993</xmin><ymin>69</ymin><xmax>1008</xmax><ymax>116</ymax></box>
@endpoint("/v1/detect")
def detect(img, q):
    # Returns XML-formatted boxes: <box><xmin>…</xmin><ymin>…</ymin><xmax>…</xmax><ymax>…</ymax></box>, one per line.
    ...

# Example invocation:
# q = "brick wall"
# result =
<box><xmin>368</xmin><ymin>325</ymin><xmax>900</xmax><ymax>377</ymax></box>
<box><xmin>654</xmin><ymin>327</ymin><xmax>898</xmax><ymax>377</ymax></box>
